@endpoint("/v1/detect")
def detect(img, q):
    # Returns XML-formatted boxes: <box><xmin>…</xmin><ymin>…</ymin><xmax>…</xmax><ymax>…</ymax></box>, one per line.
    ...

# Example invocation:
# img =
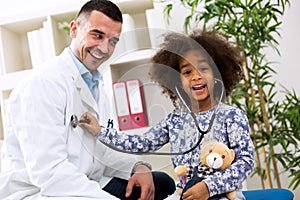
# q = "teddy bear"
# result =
<box><xmin>174</xmin><ymin>140</ymin><xmax>236</xmax><ymax>200</ymax></box>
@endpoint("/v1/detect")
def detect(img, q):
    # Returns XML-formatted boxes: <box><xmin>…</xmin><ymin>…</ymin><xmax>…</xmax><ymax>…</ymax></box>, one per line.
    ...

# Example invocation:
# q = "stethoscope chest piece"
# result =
<box><xmin>70</xmin><ymin>114</ymin><xmax>91</xmax><ymax>128</ymax></box>
<box><xmin>70</xmin><ymin>115</ymin><xmax>79</xmax><ymax>128</ymax></box>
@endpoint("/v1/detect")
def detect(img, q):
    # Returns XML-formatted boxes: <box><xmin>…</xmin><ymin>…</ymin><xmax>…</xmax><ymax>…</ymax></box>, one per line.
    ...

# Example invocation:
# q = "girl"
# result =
<box><xmin>80</xmin><ymin>30</ymin><xmax>255</xmax><ymax>200</ymax></box>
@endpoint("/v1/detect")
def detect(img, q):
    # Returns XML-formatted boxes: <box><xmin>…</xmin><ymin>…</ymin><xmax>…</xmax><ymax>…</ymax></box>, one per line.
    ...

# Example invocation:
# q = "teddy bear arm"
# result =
<box><xmin>174</xmin><ymin>166</ymin><xmax>188</xmax><ymax>176</ymax></box>
<box><xmin>226</xmin><ymin>190</ymin><xmax>236</xmax><ymax>200</ymax></box>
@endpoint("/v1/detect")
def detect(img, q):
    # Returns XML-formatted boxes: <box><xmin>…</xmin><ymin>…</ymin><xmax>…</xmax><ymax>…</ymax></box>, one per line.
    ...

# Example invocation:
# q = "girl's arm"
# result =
<box><xmin>79</xmin><ymin>112</ymin><xmax>169</xmax><ymax>153</ymax></box>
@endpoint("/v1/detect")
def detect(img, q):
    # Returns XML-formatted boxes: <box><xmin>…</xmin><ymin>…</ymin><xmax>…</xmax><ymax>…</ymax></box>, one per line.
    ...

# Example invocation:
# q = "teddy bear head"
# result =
<box><xmin>200</xmin><ymin>140</ymin><xmax>235</xmax><ymax>170</ymax></box>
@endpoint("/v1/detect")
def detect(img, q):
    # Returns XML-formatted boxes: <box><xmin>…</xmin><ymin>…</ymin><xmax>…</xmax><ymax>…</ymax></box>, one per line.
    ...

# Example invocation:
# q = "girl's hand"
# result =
<box><xmin>182</xmin><ymin>181</ymin><xmax>210</xmax><ymax>200</ymax></box>
<box><xmin>78</xmin><ymin>112</ymin><xmax>101</xmax><ymax>136</ymax></box>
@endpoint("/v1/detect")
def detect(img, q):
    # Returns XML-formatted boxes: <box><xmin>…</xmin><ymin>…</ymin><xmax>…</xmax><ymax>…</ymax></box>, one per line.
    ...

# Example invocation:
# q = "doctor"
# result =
<box><xmin>0</xmin><ymin>0</ymin><xmax>175</xmax><ymax>199</ymax></box>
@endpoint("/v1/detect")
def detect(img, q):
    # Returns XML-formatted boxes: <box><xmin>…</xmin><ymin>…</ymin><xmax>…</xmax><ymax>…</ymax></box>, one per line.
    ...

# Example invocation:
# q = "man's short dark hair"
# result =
<box><xmin>77</xmin><ymin>0</ymin><xmax>123</xmax><ymax>23</ymax></box>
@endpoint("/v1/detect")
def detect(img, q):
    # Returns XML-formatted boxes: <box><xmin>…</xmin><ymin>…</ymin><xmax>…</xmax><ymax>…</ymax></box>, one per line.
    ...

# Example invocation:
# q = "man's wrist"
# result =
<box><xmin>130</xmin><ymin>161</ymin><xmax>152</xmax><ymax>176</ymax></box>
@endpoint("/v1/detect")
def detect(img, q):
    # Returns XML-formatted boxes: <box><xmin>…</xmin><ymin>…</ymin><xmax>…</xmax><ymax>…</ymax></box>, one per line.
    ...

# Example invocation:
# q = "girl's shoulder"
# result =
<box><xmin>168</xmin><ymin>108</ymin><xmax>188</xmax><ymax>116</ymax></box>
<box><xmin>163</xmin><ymin>109</ymin><xmax>191</xmax><ymax>123</ymax></box>
<box><xmin>217</xmin><ymin>102</ymin><xmax>247</xmax><ymax>117</ymax></box>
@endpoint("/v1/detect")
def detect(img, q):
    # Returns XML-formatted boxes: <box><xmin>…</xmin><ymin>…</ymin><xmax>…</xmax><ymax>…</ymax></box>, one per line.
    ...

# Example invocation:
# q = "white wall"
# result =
<box><xmin>267</xmin><ymin>1</ymin><xmax>300</xmax><ymax>99</ymax></box>
<box><xmin>0</xmin><ymin>0</ymin><xmax>85</xmax><ymax>19</ymax></box>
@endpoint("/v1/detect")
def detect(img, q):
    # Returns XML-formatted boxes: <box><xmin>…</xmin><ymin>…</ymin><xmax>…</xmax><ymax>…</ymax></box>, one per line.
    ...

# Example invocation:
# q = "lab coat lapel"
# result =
<box><xmin>74</xmin><ymin>74</ymin><xmax>99</xmax><ymax>115</ymax></box>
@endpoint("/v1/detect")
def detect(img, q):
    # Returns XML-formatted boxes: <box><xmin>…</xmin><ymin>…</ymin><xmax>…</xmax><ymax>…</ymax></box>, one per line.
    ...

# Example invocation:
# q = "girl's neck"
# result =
<box><xmin>191</xmin><ymin>98</ymin><xmax>217</xmax><ymax>113</ymax></box>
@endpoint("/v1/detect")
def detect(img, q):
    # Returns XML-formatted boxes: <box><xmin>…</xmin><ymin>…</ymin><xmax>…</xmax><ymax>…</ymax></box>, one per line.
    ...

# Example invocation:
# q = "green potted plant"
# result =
<box><xmin>154</xmin><ymin>0</ymin><xmax>299</xmax><ymax>191</ymax></box>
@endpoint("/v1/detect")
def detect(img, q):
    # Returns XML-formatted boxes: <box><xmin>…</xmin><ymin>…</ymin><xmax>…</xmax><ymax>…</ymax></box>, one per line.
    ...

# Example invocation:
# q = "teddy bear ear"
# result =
<box><xmin>201</xmin><ymin>140</ymin><xmax>217</xmax><ymax>155</ymax></box>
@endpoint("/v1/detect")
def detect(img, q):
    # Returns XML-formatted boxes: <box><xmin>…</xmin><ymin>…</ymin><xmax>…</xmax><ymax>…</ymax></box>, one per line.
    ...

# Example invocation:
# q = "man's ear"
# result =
<box><xmin>69</xmin><ymin>21</ymin><xmax>78</xmax><ymax>38</ymax></box>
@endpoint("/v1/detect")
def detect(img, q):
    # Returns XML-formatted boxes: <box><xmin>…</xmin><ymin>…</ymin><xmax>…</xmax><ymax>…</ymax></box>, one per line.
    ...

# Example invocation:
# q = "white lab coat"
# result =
<box><xmin>0</xmin><ymin>48</ymin><xmax>138</xmax><ymax>199</ymax></box>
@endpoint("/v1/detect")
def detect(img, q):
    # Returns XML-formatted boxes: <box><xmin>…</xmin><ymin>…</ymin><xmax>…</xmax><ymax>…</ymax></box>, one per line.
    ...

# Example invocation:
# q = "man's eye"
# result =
<box><xmin>91</xmin><ymin>33</ymin><xmax>103</xmax><ymax>39</ymax></box>
<box><xmin>96</xmin><ymin>34</ymin><xmax>103</xmax><ymax>39</ymax></box>
<box><xmin>109</xmin><ymin>38</ymin><xmax>119</xmax><ymax>46</ymax></box>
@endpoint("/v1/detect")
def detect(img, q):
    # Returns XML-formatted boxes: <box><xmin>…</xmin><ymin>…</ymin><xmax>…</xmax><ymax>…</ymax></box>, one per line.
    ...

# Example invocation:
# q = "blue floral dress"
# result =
<box><xmin>98</xmin><ymin>102</ymin><xmax>255</xmax><ymax>198</ymax></box>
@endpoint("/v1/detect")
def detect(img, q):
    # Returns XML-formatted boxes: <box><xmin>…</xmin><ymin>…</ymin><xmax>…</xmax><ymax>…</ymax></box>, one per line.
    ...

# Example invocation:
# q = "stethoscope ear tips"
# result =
<box><xmin>70</xmin><ymin>114</ymin><xmax>78</xmax><ymax>128</ymax></box>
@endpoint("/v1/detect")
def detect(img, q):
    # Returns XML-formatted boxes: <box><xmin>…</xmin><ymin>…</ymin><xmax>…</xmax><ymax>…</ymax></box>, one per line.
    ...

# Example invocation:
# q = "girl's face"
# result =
<box><xmin>179</xmin><ymin>49</ymin><xmax>215</xmax><ymax>111</ymax></box>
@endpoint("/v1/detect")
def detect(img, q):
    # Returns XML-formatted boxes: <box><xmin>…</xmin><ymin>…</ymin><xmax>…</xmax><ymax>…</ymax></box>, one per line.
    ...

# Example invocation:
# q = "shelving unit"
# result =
<box><xmin>0</xmin><ymin>9</ymin><xmax>77</xmax><ymax>139</ymax></box>
<box><xmin>0</xmin><ymin>0</ymin><xmax>177</xmax><ymax>177</ymax></box>
<box><xmin>0</xmin><ymin>0</ymin><xmax>168</xmax><ymax>139</ymax></box>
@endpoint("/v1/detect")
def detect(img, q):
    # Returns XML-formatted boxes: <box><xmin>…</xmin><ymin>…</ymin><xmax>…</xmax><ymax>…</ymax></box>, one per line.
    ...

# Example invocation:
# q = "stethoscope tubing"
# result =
<box><xmin>71</xmin><ymin>79</ymin><xmax>224</xmax><ymax>156</ymax></box>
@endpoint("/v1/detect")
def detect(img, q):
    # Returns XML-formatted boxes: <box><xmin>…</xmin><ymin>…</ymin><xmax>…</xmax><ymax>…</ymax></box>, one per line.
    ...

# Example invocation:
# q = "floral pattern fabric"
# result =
<box><xmin>98</xmin><ymin>103</ymin><xmax>255</xmax><ymax>197</ymax></box>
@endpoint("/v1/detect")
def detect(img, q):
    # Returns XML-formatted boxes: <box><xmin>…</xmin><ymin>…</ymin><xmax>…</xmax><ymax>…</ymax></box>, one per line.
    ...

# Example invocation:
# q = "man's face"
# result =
<box><xmin>70</xmin><ymin>10</ymin><xmax>122</xmax><ymax>72</ymax></box>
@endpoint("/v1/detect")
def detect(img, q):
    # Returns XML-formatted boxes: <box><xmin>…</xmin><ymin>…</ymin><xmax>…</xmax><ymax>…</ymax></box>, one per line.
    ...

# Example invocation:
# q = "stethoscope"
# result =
<box><xmin>166</xmin><ymin>78</ymin><xmax>224</xmax><ymax>155</ymax></box>
<box><xmin>70</xmin><ymin>114</ymin><xmax>91</xmax><ymax>128</ymax></box>
<box><xmin>70</xmin><ymin>78</ymin><xmax>224</xmax><ymax>156</ymax></box>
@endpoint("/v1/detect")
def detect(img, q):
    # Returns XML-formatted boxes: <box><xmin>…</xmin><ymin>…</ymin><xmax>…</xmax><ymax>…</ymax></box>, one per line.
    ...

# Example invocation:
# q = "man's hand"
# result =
<box><xmin>126</xmin><ymin>165</ymin><xmax>155</xmax><ymax>200</ymax></box>
<box><xmin>182</xmin><ymin>181</ymin><xmax>210</xmax><ymax>200</ymax></box>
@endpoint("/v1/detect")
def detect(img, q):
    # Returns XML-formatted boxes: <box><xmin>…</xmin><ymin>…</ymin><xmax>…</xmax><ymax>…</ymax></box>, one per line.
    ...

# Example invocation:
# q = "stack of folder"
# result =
<box><xmin>113</xmin><ymin>79</ymin><xmax>147</xmax><ymax>130</ymax></box>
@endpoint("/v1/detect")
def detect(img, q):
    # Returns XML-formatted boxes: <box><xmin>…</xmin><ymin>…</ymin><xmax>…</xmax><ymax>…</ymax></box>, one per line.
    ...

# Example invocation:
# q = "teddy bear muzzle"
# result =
<box><xmin>205</xmin><ymin>153</ymin><xmax>224</xmax><ymax>169</ymax></box>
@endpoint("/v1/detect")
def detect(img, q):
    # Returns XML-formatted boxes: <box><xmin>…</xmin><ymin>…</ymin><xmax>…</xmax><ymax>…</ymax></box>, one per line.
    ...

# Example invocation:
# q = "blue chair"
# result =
<box><xmin>242</xmin><ymin>188</ymin><xmax>294</xmax><ymax>200</ymax></box>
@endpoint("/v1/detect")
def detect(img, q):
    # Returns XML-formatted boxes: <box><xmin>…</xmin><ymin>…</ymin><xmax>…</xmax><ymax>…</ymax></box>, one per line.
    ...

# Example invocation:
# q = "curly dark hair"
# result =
<box><xmin>149</xmin><ymin>29</ymin><xmax>244</xmax><ymax>108</ymax></box>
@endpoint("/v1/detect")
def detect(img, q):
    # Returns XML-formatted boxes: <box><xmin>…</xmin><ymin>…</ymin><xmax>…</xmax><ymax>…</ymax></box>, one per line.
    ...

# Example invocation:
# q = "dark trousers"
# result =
<box><xmin>103</xmin><ymin>171</ymin><xmax>176</xmax><ymax>200</ymax></box>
